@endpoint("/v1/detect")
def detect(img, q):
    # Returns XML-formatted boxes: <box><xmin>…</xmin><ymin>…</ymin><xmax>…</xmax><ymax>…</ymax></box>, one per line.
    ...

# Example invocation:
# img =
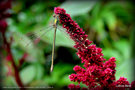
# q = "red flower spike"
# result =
<box><xmin>54</xmin><ymin>7</ymin><xmax>131</xmax><ymax>89</ymax></box>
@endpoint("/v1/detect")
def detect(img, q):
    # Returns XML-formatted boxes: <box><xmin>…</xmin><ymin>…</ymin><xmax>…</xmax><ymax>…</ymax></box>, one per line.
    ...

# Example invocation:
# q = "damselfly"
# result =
<box><xmin>12</xmin><ymin>14</ymin><xmax>73</xmax><ymax>72</ymax></box>
<box><xmin>50</xmin><ymin>14</ymin><xmax>58</xmax><ymax>72</ymax></box>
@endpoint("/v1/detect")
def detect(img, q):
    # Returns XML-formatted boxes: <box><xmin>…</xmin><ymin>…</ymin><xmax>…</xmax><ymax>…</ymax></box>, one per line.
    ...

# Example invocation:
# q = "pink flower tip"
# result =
<box><xmin>54</xmin><ymin>7</ymin><xmax>65</xmax><ymax>14</ymax></box>
<box><xmin>69</xmin><ymin>74</ymin><xmax>77</xmax><ymax>81</ymax></box>
<box><xmin>115</xmin><ymin>77</ymin><xmax>130</xmax><ymax>85</ymax></box>
<box><xmin>73</xmin><ymin>65</ymin><xmax>81</xmax><ymax>71</ymax></box>
<box><xmin>68</xmin><ymin>84</ymin><xmax>75</xmax><ymax>89</ymax></box>
<box><xmin>109</xmin><ymin>57</ymin><xmax>116</xmax><ymax>62</ymax></box>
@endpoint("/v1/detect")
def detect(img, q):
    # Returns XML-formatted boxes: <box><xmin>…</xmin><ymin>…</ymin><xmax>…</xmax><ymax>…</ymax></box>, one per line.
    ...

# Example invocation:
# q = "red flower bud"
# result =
<box><xmin>0</xmin><ymin>20</ymin><xmax>7</xmax><ymax>33</ymax></box>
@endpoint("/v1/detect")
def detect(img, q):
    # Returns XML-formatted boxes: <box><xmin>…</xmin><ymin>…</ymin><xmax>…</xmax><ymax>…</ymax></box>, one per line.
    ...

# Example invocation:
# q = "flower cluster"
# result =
<box><xmin>54</xmin><ymin>7</ymin><xmax>133</xmax><ymax>89</ymax></box>
<box><xmin>0</xmin><ymin>0</ymin><xmax>24</xmax><ymax>87</ymax></box>
<box><xmin>0</xmin><ymin>0</ymin><xmax>12</xmax><ymax>62</ymax></box>
<box><xmin>0</xmin><ymin>0</ymin><xmax>11</xmax><ymax>33</ymax></box>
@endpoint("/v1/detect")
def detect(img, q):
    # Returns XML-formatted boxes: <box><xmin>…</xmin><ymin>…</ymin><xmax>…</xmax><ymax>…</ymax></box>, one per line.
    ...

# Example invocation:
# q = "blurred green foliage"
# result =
<box><xmin>3</xmin><ymin>0</ymin><xmax>134</xmax><ymax>89</ymax></box>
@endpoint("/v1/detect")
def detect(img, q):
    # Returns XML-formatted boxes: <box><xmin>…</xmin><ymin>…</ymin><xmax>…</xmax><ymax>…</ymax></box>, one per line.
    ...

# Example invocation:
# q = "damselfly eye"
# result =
<box><xmin>53</xmin><ymin>14</ymin><xmax>56</xmax><ymax>17</ymax></box>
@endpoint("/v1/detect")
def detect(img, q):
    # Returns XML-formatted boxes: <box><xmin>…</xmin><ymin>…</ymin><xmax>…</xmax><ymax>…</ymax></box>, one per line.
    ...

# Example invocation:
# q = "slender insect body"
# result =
<box><xmin>50</xmin><ymin>14</ymin><xmax>59</xmax><ymax>72</ymax></box>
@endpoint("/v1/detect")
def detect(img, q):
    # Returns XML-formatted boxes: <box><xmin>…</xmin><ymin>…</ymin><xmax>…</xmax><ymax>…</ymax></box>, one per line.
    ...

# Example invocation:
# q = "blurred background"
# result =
<box><xmin>1</xmin><ymin>0</ymin><xmax>135</xmax><ymax>89</ymax></box>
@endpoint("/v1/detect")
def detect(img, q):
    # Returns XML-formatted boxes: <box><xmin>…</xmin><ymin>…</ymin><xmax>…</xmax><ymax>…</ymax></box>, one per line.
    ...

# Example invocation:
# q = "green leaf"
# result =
<box><xmin>35</xmin><ymin>63</ymin><xmax>44</xmax><ymax>80</ymax></box>
<box><xmin>94</xmin><ymin>19</ymin><xmax>104</xmax><ymax>33</ymax></box>
<box><xmin>102</xmin><ymin>11</ymin><xmax>116</xmax><ymax>31</ymax></box>
<box><xmin>12</xmin><ymin>31</ymin><xmax>45</xmax><ymax>63</ymax></box>
<box><xmin>91</xmin><ymin>3</ymin><xmax>101</xmax><ymax>18</ymax></box>
<box><xmin>44</xmin><ymin>63</ymin><xmax>73</xmax><ymax>85</ymax></box>
<box><xmin>115</xmin><ymin>59</ymin><xmax>133</xmax><ymax>83</ymax></box>
<box><xmin>60</xmin><ymin>1</ymin><xmax>97</xmax><ymax>16</ymax></box>
<box><xmin>102</xmin><ymin>48</ymin><xmax>123</xmax><ymax>64</ymax></box>
<box><xmin>30</xmin><ymin>3</ymin><xmax>45</xmax><ymax>13</ymax></box>
<box><xmin>3</xmin><ymin>76</ymin><xmax>18</xmax><ymax>86</ymax></box>
<box><xmin>18</xmin><ymin>12</ymin><xmax>27</xmax><ymax>23</ymax></box>
<box><xmin>20</xmin><ymin>65</ymin><xmax>36</xmax><ymax>85</ymax></box>
<box><xmin>113</xmin><ymin>39</ymin><xmax>131</xmax><ymax>60</ymax></box>
<box><xmin>58</xmin><ymin>75</ymin><xmax>75</xmax><ymax>86</ymax></box>
<box><xmin>29</xmin><ymin>80</ymin><xmax>47</xmax><ymax>87</ymax></box>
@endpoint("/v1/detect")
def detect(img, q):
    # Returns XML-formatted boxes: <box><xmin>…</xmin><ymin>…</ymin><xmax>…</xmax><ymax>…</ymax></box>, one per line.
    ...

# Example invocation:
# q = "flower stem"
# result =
<box><xmin>2</xmin><ymin>32</ymin><xmax>24</xmax><ymax>87</ymax></box>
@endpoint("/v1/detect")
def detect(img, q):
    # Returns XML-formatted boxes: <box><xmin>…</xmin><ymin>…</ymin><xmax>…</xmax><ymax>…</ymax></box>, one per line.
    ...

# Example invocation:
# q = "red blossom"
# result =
<box><xmin>0</xmin><ymin>0</ymin><xmax>11</xmax><ymax>19</ymax></box>
<box><xmin>73</xmin><ymin>65</ymin><xmax>85</xmax><ymax>74</ymax></box>
<box><xmin>130</xmin><ymin>80</ymin><xmax>135</xmax><ymax>89</ymax></box>
<box><xmin>0</xmin><ymin>0</ymin><xmax>11</xmax><ymax>33</ymax></box>
<box><xmin>82</xmin><ymin>87</ymin><xmax>88</xmax><ymax>90</ymax></box>
<box><xmin>68</xmin><ymin>84</ymin><xmax>80</xmax><ymax>90</ymax></box>
<box><xmin>115</xmin><ymin>77</ymin><xmax>130</xmax><ymax>85</ymax></box>
<box><xmin>104</xmin><ymin>57</ymin><xmax>116</xmax><ymax>69</ymax></box>
<box><xmin>0</xmin><ymin>20</ymin><xmax>8</xmax><ymax>33</ymax></box>
<box><xmin>69</xmin><ymin>74</ymin><xmax>77</xmax><ymax>82</ymax></box>
<box><xmin>6</xmin><ymin>54</ymin><xmax>12</xmax><ymax>61</ymax></box>
<box><xmin>68</xmin><ymin>84</ymin><xmax>75</xmax><ymax>89</ymax></box>
<box><xmin>54</xmin><ymin>7</ymin><xmax>132</xmax><ymax>89</ymax></box>
<box><xmin>75</xmin><ymin>85</ymin><xmax>81</xmax><ymax>90</ymax></box>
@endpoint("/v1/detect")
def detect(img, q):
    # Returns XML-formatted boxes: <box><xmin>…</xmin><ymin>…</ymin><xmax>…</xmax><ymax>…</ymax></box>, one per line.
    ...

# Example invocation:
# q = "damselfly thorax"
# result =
<box><xmin>53</xmin><ymin>14</ymin><xmax>59</xmax><ymax>28</ymax></box>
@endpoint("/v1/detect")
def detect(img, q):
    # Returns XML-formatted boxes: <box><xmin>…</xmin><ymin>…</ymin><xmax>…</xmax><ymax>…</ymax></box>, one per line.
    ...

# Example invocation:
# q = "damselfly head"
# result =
<box><xmin>53</xmin><ymin>14</ymin><xmax>56</xmax><ymax>17</ymax></box>
<box><xmin>53</xmin><ymin>14</ymin><xmax>59</xmax><ymax>19</ymax></box>
<box><xmin>53</xmin><ymin>14</ymin><xmax>58</xmax><ymax>17</ymax></box>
